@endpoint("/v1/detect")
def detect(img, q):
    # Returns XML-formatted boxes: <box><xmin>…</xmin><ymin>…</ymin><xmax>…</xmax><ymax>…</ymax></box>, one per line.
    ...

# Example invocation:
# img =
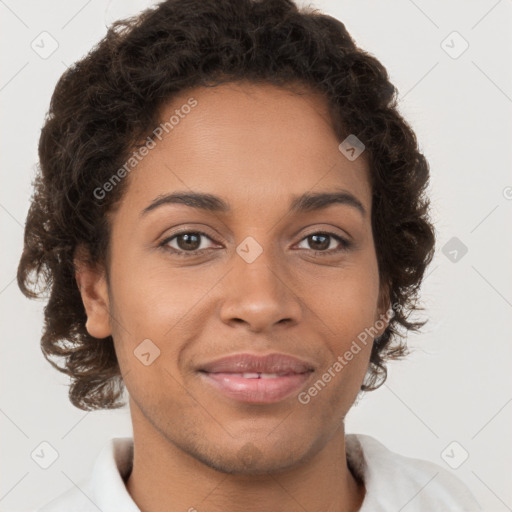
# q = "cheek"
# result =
<box><xmin>311</xmin><ymin>273</ymin><xmax>379</xmax><ymax>412</ymax></box>
<box><xmin>108</xmin><ymin>258</ymin><xmax>218</xmax><ymax>365</ymax></box>
<box><xmin>108</xmin><ymin>242</ymin><xmax>192</xmax><ymax>325</ymax></box>
<box><xmin>308</xmin><ymin>259</ymin><xmax>381</xmax><ymax>336</ymax></box>
<box><xmin>305</xmin><ymin>259</ymin><xmax>381</xmax><ymax>396</ymax></box>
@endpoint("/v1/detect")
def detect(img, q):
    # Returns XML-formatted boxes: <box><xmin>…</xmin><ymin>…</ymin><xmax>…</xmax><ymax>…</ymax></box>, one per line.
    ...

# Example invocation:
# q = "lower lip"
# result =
<box><xmin>199</xmin><ymin>371</ymin><xmax>313</xmax><ymax>403</ymax></box>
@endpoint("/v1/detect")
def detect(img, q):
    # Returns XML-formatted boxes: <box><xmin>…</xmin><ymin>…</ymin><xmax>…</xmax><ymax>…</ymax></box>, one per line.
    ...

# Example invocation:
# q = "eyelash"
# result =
<box><xmin>158</xmin><ymin>230</ymin><xmax>352</xmax><ymax>258</ymax></box>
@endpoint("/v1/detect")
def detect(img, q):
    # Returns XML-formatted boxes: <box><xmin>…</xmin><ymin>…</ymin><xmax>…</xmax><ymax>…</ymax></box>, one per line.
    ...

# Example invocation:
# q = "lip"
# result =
<box><xmin>197</xmin><ymin>352</ymin><xmax>315</xmax><ymax>404</ymax></box>
<box><xmin>198</xmin><ymin>352</ymin><xmax>315</xmax><ymax>374</ymax></box>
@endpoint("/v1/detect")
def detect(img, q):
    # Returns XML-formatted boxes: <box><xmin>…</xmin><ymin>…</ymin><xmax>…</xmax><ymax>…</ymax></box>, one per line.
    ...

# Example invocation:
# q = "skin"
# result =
<box><xmin>75</xmin><ymin>81</ymin><xmax>390</xmax><ymax>512</ymax></box>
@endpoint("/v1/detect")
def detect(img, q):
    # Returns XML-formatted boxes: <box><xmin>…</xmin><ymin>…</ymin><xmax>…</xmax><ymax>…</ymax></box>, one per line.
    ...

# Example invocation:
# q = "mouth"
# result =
<box><xmin>197</xmin><ymin>352</ymin><xmax>315</xmax><ymax>404</ymax></box>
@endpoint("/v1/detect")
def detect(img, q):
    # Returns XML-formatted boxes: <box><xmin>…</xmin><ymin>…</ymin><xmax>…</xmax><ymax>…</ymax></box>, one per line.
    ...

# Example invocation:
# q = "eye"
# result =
<box><xmin>159</xmin><ymin>231</ymin><xmax>219</xmax><ymax>257</ymax></box>
<box><xmin>159</xmin><ymin>230</ymin><xmax>352</xmax><ymax>258</ymax></box>
<box><xmin>295</xmin><ymin>232</ymin><xmax>352</xmax><ymax>255</ymax></box>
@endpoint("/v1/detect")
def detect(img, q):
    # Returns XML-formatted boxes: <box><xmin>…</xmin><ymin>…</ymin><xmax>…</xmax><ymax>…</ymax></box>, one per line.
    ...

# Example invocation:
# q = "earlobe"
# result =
<box><xmin>74</xmin><ymin>249</ymin><xmax>112</xmax><ymax>339</ymax></box>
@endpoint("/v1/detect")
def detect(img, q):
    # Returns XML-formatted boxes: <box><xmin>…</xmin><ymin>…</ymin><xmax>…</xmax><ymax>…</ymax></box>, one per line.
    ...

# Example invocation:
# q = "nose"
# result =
<box><xmin>219</xmin><ymin>247</ymin><xmax>303</xmax><ymax>333</ymax></box>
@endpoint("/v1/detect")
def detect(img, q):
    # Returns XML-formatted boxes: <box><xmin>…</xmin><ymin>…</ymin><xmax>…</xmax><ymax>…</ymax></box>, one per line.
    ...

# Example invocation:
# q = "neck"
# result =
<box><xmin>125</xmin><ymin>401</ymin><xmax>364</xmax><ymax>512</ymax></box>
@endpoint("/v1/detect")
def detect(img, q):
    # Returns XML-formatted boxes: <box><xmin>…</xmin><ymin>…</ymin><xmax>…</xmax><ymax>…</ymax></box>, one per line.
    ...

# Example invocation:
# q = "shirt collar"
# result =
<box><xmin>87</xmin><ymin>437</ymin><xmax>139</xmax><ymax>511</ymax></box>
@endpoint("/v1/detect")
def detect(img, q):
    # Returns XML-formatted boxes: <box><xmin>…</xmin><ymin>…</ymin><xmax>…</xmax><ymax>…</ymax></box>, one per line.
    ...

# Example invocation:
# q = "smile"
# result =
<box><xmin>199</xmin><ymin>370</ymin><xmax>314</xmax><ymax>403</ymax></box>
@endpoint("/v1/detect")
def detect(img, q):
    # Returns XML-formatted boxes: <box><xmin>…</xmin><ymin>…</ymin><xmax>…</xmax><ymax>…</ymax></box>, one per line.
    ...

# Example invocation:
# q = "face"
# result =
<box><xmin>78</xmin><ymin>81</ymin><xmax>389</xmax><ymax>474</ymax></box>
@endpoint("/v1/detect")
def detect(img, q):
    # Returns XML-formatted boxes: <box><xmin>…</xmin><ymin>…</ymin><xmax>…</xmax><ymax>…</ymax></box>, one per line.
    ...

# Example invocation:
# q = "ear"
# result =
<box><xmin>74</xmin><ymin>245</ymin><xmax>112</xmax><ymax>339</ymax></box>
<box><xmin>375</xmin><ymin>279</ymin><xmax>392</xmax><ymax>338</ymax></box>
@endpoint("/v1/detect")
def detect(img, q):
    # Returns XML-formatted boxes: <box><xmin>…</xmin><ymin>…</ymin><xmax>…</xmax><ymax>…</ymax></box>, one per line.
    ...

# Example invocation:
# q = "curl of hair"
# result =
<box><xmin>17</xmin><ymin>0</ymin><xmax>435</xmax><ymax>410</ymax></box>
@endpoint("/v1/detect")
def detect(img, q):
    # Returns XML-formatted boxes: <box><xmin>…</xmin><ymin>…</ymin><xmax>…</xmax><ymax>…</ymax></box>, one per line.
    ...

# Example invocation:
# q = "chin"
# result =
<box><xmin>195</xmin><ymin>448</ymin><xmax>306</xmax><ymax>476</ymax></box>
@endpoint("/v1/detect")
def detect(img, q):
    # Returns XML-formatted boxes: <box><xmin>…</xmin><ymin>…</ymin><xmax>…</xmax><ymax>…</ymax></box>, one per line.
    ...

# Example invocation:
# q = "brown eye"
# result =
<box><xmin>307</xmin><ymin>234</ymin><xmax>330</xmax><ymax>251</ymax></box>
<box><xmin>296</xmin><ymin>232</ymin><xmax>351</xmax><ymax>254</ymax></box>
<box><xmin>159</xmin><ymin>231</ymin><xmax>218</xmax><ymax>257</ymax></box>
<box><xmin>174</xmin><ymin>232</ymin><xmax>202</xmax><ymax>251</ymax></box>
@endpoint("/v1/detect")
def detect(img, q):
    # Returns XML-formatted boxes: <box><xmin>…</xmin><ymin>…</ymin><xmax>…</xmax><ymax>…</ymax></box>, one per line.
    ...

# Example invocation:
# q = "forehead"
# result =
<box><xmin>120</xmin><ymin>81</ymin><xmax>371</xmax><ymax>215</ymax></box>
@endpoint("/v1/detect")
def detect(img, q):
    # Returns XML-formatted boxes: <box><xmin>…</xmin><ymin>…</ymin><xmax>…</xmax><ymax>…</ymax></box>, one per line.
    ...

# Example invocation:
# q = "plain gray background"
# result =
<box><xmin>1</xmin><ymin>0</ymin><xmax>511</xmax><ymax>510</ymax></box>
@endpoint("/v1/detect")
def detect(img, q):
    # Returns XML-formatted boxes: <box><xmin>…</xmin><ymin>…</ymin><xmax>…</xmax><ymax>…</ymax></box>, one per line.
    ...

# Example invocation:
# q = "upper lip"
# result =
<box><xmin>198</xmin><ymin>353</ymin><xmax>315</xmax><ymax>374</ymax></box>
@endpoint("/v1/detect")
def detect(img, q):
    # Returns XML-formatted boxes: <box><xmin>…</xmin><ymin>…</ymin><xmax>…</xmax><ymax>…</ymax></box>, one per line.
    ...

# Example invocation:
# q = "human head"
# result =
<box><xmin>17</xmin><ymin>0</ymin><xmax>435</xmax><ymax>412</ymax></box>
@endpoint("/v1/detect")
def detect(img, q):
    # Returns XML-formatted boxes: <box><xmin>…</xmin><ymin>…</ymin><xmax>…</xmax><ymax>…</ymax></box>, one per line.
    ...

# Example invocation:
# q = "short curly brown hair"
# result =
<box><xmin>17</xmin><ymin>0</ymin><xmax>435</xmax><ymax>411</ymax></box>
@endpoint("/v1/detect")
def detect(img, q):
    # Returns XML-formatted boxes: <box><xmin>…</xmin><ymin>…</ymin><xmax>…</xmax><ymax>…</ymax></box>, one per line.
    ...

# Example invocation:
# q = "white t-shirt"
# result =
<box><xmin>35</xmin><ymin>434</ymin><xmax>481</xmax><ymax>511</ymax></box>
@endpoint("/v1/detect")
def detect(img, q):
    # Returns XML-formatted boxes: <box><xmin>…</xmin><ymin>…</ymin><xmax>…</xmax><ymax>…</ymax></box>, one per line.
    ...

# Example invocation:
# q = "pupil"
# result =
<box><xmin>310</xmin><ymin>234</ymin><xmax>328</xmax><ymax>250</ymax></box>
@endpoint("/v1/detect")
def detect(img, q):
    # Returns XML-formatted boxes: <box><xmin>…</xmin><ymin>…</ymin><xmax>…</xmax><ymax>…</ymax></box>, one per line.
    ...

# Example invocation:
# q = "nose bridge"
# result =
<box><xmin>219</xmin><ymin>235</ymin><xmax>302</xmax><ymax>331</ymax></box>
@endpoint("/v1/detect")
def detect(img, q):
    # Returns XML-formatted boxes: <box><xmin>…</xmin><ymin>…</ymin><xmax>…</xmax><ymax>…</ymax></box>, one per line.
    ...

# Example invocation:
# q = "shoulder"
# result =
<box><xmin>34</xmin><ymin>438</ymin><xmax>139</xmax><ymax>512</ymax></box>
<box><xmin>346</xmin><ymin>433</ymin><xmax>481</xmax><ymax>512</ymax></box>
<box><xmin>35</xmin><ymin>486</ymin><xmax>92</xmax><ymax>512</ymax></box>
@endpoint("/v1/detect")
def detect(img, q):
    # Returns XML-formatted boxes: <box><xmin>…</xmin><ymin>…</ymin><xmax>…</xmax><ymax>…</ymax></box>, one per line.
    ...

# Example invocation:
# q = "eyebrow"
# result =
<box><xmin>140</xmin><ymin>189</ymin><xmax>366</xmax><ymax>218</ymax></box>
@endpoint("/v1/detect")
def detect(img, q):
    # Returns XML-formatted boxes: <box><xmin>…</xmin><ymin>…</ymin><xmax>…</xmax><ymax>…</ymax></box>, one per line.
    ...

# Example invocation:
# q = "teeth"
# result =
<box><xmin>207</xmin><ymin>372</ymin><xmax>294</xmax><ymax>378</ymax></box>
<box><xmin>239</xmin><ymin>372</ymin><xmax>281</xmax><ymax>379</ymax></box>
